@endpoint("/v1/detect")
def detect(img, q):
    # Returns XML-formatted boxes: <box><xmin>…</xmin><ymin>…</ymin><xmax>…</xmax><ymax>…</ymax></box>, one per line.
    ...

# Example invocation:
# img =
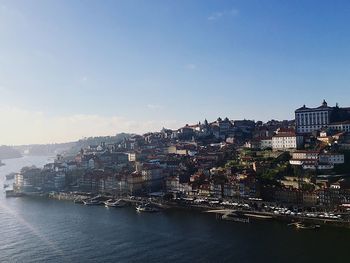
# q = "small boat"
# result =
<box><xmin>136</xmin><ymin>203</ymin><xmax>160</xmax><ymax>213</ymax></box>
<box><xmin>296</xmin><ymin>223</ymin><xmax>320</xmax><ymax>230</ymax></box>
<box><xmin>104</xmin><ymin>199</ymin><xmax>127</xmax><ymax>208</ymax></box>
<box><xmin>244</xmin><ymin>213</ymin><xmax>273</xmax><ymax>220</ymax></box>
<box><xmin>3</xmin><ymin>184</ymin><xmax>9</xmax><ymax>189</ymax></box>
<box><xmin>289</xmin><ymin>222</ymin><xmax>320</xmax><ymax>230</ymax></box>
<box><xmin>222</xmin><ymin>212</ymin><xmax>250</xmax><ymax>223</ymax></box>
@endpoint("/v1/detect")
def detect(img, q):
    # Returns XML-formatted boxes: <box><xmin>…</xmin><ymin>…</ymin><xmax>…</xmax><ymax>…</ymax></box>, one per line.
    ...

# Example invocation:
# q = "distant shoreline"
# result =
<box><xmin>0</xmin><ymin>156</ymin><xmax>22</xmax><ymax>161</ymax></box>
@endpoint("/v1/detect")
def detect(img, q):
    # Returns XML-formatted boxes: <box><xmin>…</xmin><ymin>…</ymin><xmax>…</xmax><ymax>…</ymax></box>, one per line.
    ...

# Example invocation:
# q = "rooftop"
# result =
<box><xmin>295</xmin><ymin>100</ymin><xmax>333</xmax><ymax>112</ymax></box>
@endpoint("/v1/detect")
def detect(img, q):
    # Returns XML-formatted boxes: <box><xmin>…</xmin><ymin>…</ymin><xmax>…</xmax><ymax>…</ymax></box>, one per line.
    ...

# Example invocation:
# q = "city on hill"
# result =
<box><xmin>7</xmin><ymin>100</ymin><xmax>350</xmax><ymax>223</ymax></box>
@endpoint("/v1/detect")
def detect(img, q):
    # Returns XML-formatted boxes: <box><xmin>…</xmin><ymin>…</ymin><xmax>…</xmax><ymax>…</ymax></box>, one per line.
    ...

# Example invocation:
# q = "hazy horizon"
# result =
<box><xmin>1</xmin><ymin>0</ymin><xmax>350</xmax><ymax>145</ymax></box>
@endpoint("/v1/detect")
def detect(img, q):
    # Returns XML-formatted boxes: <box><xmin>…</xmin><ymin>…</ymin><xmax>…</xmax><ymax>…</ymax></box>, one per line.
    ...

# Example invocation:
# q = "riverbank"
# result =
<box><xmin>11</xmin><ymin>191</ymin><xmax>350</xmax><ymax>229</ymax></box>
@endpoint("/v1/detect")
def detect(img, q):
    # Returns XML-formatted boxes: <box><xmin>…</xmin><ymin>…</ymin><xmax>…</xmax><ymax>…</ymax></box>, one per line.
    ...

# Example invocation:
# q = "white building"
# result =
<box><xmin>14</xmin><ymin>173</ymin><xmax>34</xmax><ymax>192</ymax></box>
<box><xmin>272</xmin><ymin>133</ymin><xmax>303</xmax><ymax>150</ymax></box>
<box><xmin>289</xmin><ymin>150</ymin><xmax>344</xmax><ymax>170</ymax></box>
<box><xmin>302</xmin><ymin>163</ymin><xmax>334</xmax><ymax>170</ymax></box>
<box><xmin>290</xmin><ymin>150</ymin><xmax>319</xmax><ymax>163</ymax></box>
<box><xmin>289</xmin><ymin>150</ymin><xmax>320</xmax><ymax>167</ymax></box>
<box><xmin>260</xmin><ymin>138</ymin><xmax>272</xmax><ymax>149</ymax></box>
<box><xmin>128</xmin><ymin>152</ymin><xmax>137</xmax><ymax>162</ymax></box>
<box><xmin>295</xmin><ymin>100</ymin><xmax>333</xmax><ymax>133</ymax></box>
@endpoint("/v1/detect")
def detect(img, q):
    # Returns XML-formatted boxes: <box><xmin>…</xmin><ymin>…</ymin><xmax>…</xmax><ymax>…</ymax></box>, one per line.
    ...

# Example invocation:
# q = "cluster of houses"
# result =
<box><xmin>260</xmin><ymin>174</ymin><xmax>350</xmax><ymax>208</ymax></box>
<box><xmin>12</xmin><ymin>100</ymin><xmax>350</xmax><ymax>208</ymax></box>
<box><xmin>12</xmin><ymin>118</ymin><xmax>262</xmax><ymax>199</ymax></box>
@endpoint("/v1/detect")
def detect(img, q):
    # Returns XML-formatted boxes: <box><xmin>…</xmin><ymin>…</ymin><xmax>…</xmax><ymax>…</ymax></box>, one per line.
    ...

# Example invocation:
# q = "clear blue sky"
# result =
<box><xmin>1</xmin><ymin>0</ymin><xmax>350</xmax><ymax>144</ymax></box>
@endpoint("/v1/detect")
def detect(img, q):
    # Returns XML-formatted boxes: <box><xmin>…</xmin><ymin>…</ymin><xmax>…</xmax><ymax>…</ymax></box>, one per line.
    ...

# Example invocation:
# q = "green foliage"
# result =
<box><xmin>300</xmin><ymin>182</ymin><xmax>315</xmax><ymax>192</ymax></box>
<box><xmin>259</xmin><ymin>163</ymin><xmax>291</xmax><ymax>181</ymax></box>
<box><xmin>293</xmin><ymin>166</ymin><xmax>303</xmax><ymax>177</ymax></box>
<box><xmin>241</xmin><ymin>148</ymin><xmax>256</xmax><ymax>157</ymax></box>
<box><xmin>225</xmin><ymin>160</ymin><xmax>238</xmax><ymax>168</ymax></box>
<box><xmin>276</xmin><ymin>152</ymin><xmax>291</xmax><ymax>162</ymax></box>
<box><xmin>260</xmin><ymin>169</ymin><xmax>279</xmax><ymax>180</ymax></box>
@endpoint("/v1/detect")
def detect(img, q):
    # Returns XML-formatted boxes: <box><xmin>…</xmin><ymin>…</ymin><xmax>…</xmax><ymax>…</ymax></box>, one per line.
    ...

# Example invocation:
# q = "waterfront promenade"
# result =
<box><xmin>41</xmin><ymin>191</ymin><xmax>350</xmax><ymax>228</ymax></box>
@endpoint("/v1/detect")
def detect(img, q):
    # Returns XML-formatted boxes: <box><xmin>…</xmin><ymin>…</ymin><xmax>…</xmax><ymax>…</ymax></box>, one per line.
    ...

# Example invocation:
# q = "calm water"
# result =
<box><xmin>1</xmin><ymin>157</ymin><xmax>350</xmax><ymax>263</ymax></box>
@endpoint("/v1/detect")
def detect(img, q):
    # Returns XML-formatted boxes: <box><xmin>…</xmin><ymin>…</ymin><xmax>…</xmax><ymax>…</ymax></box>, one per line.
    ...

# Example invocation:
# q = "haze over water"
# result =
<box><xmin>0</xmin><ymin>157</ymin><xmax>349</xmax><ymax>263</ymax></box>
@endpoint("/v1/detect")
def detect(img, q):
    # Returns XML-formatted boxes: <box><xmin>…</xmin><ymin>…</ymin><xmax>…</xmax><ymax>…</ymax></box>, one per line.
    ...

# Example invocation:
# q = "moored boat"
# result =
<box><xmin>104</xmin><ymin>199</ymin><xmax>127</xmax><ymax>208</ymax></box>
<box><xmin>244</xmin><ymin>213</ymin><xmax>273</xmax><ymax>220</ymax></box>
<box><xmin>136</xmin><ymin>203</ymin><xmax>160</xmax><ymax>213</ymax></box>
<box><xmin>222</xmin><ymin>212</ymin><xmax>250</xmax><ymax>223</ymax></box>
<box><xmin>288</xmin><ymin>222</ymin><xmax>320</xmax><ymax>230</ymax></box>
<box><xmin>83</xmin><ymin>199</ymin><xmax>103</xmax><ymax>206</ymax></box>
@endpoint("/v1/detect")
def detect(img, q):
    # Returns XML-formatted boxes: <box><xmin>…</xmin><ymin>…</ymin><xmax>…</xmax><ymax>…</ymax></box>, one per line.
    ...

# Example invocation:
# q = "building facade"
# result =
<box><xmin>328</xmin><ymin>121</ymin><xmax>350</xmax><ymax>132</ymax></box>
<box><xmin>295</xmin><ymin>100</ymin><xmax>333</xmax><ymax>134</ymax></box>
<box><xmin>272</xmin><ymin>133</ymin><xmax>303</xmax><ymax>150</ymax></box>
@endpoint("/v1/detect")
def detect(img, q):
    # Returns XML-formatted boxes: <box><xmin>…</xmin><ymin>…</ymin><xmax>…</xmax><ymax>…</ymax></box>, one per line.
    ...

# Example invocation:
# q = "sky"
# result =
<box><xmin>1</xmin><ymin>0</ymin><xmax>350</xmax><ymax>145</ymax></box>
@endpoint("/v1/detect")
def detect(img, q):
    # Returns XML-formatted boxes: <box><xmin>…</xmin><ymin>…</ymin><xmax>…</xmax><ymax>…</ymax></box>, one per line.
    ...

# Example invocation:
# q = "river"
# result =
<box><xmin>0</xmin><ymin>156</ymin><xmax>349</xmax><ymax>263</ymax></box>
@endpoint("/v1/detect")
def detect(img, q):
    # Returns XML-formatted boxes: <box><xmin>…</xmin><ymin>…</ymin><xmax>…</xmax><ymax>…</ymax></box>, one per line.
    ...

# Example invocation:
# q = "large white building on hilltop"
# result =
<box><xmin>295</xmin><ymin>100</ymin><xmax>350</xmax><ymax>134</ymax></box>
<box><xmin>295</xmin><ymin>100</ymin><xmax>333</xmax><ymax>134</ymax></box>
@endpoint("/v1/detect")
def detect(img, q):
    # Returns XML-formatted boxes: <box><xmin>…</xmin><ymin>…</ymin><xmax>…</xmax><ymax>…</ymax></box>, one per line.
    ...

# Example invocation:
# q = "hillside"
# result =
<box><xmin>0</xmin><ymin>145</ymin><xmax>22</xmax><ymax>159</ymax></box>
<box><xmin>11</xmin><ymin>133</ymin><xmax>133</xmax><ymax>157</ymax></box>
